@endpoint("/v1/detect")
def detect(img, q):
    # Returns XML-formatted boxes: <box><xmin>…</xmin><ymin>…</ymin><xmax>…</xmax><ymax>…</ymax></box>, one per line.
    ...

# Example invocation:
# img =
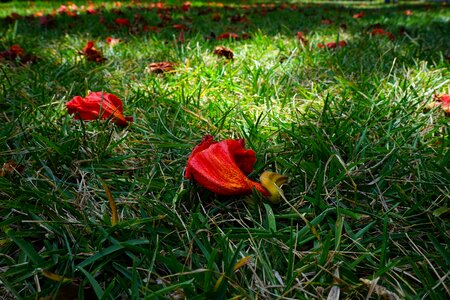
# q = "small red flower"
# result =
<box><xmin>428</xmin><ymin>94</ymin><xmax>450</xmax><ymax>114</ymax></box>
<box><xmin>182</xmin><ymin>2</ymin><xmax>192</xmax><ymax>11</ymax></box>
<box><xmin>404</xmin><ymin>10</ymin><xmax>413</xmax><ymax>16</ymax></box>
<box><xmin>217</xmin><ymin>32</ymin><xmax>239</xmax><ymax>40</ymax></box>
<box><xmin>318</xmin><ymin>40</ymin><xmax>347</xmax><ymax>49</ymax></box>
<box><xmin>296</xmin><ymin>31</ymin><xmax>308</xmax><ymax>44</ymax></box>
<box><xmin>353</xmin><ymin>12</ymin><xmax>364</xmax><ymax>19</ymax></box>
<box><xmin>172</xmin><ymin>24</ymin><xmax>188</xmax><ymax>31</ymax></box>
<box><xmin>371</xmin><ymin>28</ymin><xmax>395</xmax><ymax>40</ymax></box>
<box><xmin>115</xmin><ymin>18</ymin><xmax>129</xmax><ymax>26</ymax></box>
<box><xmin>66</xmin><ymin>91</ymin><xmax>133</xmax><ymax>126</ymax></box>
<box><xmin>185</xmin><ymin>135</ymin><xmax>270</xmax><ymax>197</ymax></box>
<box><xmin>0</xmin><ymin>44</ymin><xmax>36</xmax><ymax>64</ymax></box>
<box><xmin>82</xmin><ymin>41</ymin><xmax>106</xmax><ymax>62</ymax></box>
<box><xmin>106</xmin><ymin>37</ymin><xmax>122</xmax><ymax>46</ymax></box>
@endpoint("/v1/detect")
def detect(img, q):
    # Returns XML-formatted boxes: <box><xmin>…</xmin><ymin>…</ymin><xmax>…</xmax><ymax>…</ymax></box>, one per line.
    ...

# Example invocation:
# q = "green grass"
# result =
<box><xmin>1</xmin><ymin>0</ymin><xmax>449</xmax><ymax>299</ymax></box>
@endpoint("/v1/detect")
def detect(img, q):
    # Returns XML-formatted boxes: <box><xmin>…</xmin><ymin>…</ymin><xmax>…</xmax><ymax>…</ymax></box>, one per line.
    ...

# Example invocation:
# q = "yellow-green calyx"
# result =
<box><xmin>260</xmin><ymin>171</ymin><xmax>288</xmax><ymax>204</ymax></box>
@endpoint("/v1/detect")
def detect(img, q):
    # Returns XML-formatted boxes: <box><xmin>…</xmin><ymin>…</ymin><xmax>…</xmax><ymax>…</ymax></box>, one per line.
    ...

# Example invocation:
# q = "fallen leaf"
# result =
<box><xmin>213</xmin><ymin>46</ymin><xmax>234</xmax><ymax>59</ymax></box>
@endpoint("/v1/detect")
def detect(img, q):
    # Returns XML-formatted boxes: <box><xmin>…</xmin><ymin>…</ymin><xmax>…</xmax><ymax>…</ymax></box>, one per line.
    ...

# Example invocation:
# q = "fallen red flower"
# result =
<box><xmin>0</xmin><ymin>44</ymin><xmax>36</xmax><ymax>64</ymax></box>
<box><xmin>353</xmin><ymin>12</ymin><xmax>364</xmax><ymax>19</ymax></box>
<box><xmin>296</xmin><ymin>31</ymin><xmax>308</xmax><ymax>44</ymax></box>
<box><xmin>82</xmin><ymin>41</ymin><xmax>106</xmax><ymax>62</ymax></box>
<box><xmin>318</xmin><ymin>40</ymin><xmax>347</xmax><ymax>49</ymax></box>
<box><xmin>404</xmin><ymin>9</ymin><xmax>413</xmax><ymax>16</ymax></box>
<box><xmin>428</xmin><ymin>94</ymin><xmax>450</xmax><ymax>114</ymax></box>
<box><xmin>66</xmin><ymin>91</ymin><xmax>133</xmax><ymax>126</ymax></box>
<box><xmin>217</xmin><ymin>32</ymin><xmax>239</xmax><ymax>40</ymax></box>
<box><xmin>371</xmin><ymin>28</ymin><xmax>395</xmax><ymax>40</ymax></box>
<box><xmin>182</xmin><ymin>1</ymin><xmax>192</xmax><ymax>11</ymax></box>
<box><xmin>106</xmin><ymin>37</ymin><xmax>122</xmax><ymax>46</ymax></box>
<box><xmin>115</xmin><ymin>18</ymin><xmax>130</xmax><ymax>26</ymax></box>
<box><xmin>186</xmin><ymin>135</ymin><xmax>287</xmax><ymax>202</ymax></box>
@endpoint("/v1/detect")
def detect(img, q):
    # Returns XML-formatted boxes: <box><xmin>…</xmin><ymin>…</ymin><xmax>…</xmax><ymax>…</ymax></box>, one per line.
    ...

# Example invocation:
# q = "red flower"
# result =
<box><xmin>371</xmin><ymin>28</ymin><xmax>395</xmax><ymax>40</ymax></box>
<box><xmin>172</xmin><ymin>24</ymin><xmax>188</xmax><ymax>31</ymax></box>
<box><xmin>217</xmin><ymin>32</ymin><xmax>239</xmax><ymax>40</ymax></box>
<box><xmin>182</xmin><ymin>2</ymin><xmax>192</xmax><ymax>11</ymax></box>
<box><xmin>115</xmin><ymin>18</ymin><xmax>129</xmax><ymax>26</ymax></box>
<box><xmin>318</xmin><ymin>40</ymin><xmax>347</xmax><ymax>49</ymax></box>
<box><xmin>186</xmin><ymin>136</ymin><xmax>288</xmax><ymax>202</ymax></box>
<box><xmin>106</xmin><ymin>37</ymin><xmax>122</xmax><ymax>46</ymax></box>
<box><xmin>66</xmin><ymin>92</ymin><xmax>133</xmax><ymax>126</ymax></box>
<box><xmin>428</xmin><ymin>94</ymin><xmax>450</xmax><ymax>114</ymax></box>
<box><xmin>296</xmin><ymin>31</ymin><xmax>308</xmax><ymax>44</ymax></box>
<box><xmin>353</xmin><ymin>12</ymin><xmax>364</xmax><ymax>19</ymax></box>
<box><xmin>404</xmin><ymin>10</ymin><xmax>413</xmax><ymax>16</ymax></box>
<box><xmin>82</xmin><ymin>41</ymin><xmax>106</xmax><ymax>62</ymax></box>
<box><xmin>185</xmin><ymin>135</ymin><xmax>269</xmax><ymax>197</ymax></box>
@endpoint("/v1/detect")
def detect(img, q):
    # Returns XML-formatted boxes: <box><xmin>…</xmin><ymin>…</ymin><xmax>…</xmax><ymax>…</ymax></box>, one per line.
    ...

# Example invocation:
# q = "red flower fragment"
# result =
<box><xmin>66</xmin><ymin>92</ymin><xmax>133</xmax><ymax>126</ymax></box>
<box><xmin>0</xmin><ymin>44</ymin><xmax>36</xmax><ymax>64</ymax></box>
<box><xmin>82</xmin><ymin>41</ymin><xmax>106</xmax><ymax>62</ymax></box>
<box><xmin>185</xmin><ymin>135</ymin><xmax>270</xmax><ymax>197</ymax></box>
<box><xmin>370</xmin><ymin>28</ymin><xmax>395</xmax><ymax>41</ymax></box>
<box><xmin>115</xmin><ymin>18</ymin><xmax>130</xmax><ymax>26</ymax></box>
<box><xmin>296</xmin><ymin>31</ymin><xmax>308</xmax><ymax>44</ymax></box>
<box><xmin>353</xmin><ymin>12</ymin><xmax>365</xmax><ymax>19</ymax></box>
<box><xmin>186</xmin><ymin>135</ymin><xmax>288</xmax><ymax>203</ymax></box>
<box><xmin>318</xmin><ymin>40</ymin><xmax>347</xmax><ymax>49</ymax></box>
<box><xmin>217</xmin><ymin>32</ymin><xmax>240</xmax><ymax>41</ymax></box>
<box><xmin>106</xmin><ymin>37</ymin><xmax>122</xmax><ymax>46</ymax></box>
<box><xmin>428</xmin><ymin>94</ymin><xmax>450</xmax><ymax>114</ymax></box>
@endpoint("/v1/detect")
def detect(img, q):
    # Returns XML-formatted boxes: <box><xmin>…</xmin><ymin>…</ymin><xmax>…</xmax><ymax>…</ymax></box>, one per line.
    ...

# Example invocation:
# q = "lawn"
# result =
<box><xmin>0</xmin><ymin>0</ymin><xmax>449</xmax><ymax>299</ymax></box>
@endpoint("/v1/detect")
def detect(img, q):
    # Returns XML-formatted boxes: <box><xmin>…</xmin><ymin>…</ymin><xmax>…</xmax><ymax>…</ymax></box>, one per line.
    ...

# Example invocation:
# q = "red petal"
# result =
<box><xmin>186</xmin><ymin>136</ymin><xmax>269</xmax><ymax>196</ymax></box>
<box><xmin>66</xmin><ymin>92</ymin><xmax>131</xmax><ymax>126</ymax></box>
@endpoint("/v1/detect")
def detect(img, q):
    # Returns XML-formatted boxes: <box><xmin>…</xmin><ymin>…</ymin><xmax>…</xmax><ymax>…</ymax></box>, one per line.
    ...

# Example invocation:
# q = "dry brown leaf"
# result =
<box><xmin>213</xmin><ymin>46</ymin><xmax>234</xmax><ymax>59</ymax></box>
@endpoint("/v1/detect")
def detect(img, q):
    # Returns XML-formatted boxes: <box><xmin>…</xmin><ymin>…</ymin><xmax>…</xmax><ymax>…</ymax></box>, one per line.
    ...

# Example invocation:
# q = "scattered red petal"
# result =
<box><xmin>318</xmin><ymin>40</ymin><xmax>347</xmax><ymax>49</ymax></box>
<box><xmin>404</xmin><ymin>10</ymin><xmax>413</xmax><ymax>16</ymax></box>
<box><xmin>296</xmin><ymin>31</ymin><xmax>308</xmax><ymax>44</ymax></box>
<box><xmin>353</xmin><ymin>12</ymin><xmax>365</xmax><ymax>19</ymax></box>
<box><xmin>182</xmin><ymin>2</ymin><xmax>192</xmax><ymax>12</ymax></box>
<box><xmin>371</xmin><ymin>28</ymin><xmax>395</xmax><ymax>40</ymax></box>
<box><xmin>172</xmin><ymin>24</ymin><xmax>188</xmax><ymax>31</ymax></box>
<box><xmin>106</xmin><ymin>37</ymin><xmax>122</xmax><ymax>46</ymax></box>
<box><xmin>430</xmin><ymin>94</ymin><xmax>450</xmax><ymax>114</ymax></box>
<box><xmin>143</xmin><ymin>25</ymin><xmax>160</xmax><ymax>32</ymax></box>
<box><xmin>66</xmin><ymin>91</ymin><xmax>132</xmax><ymax>126</ymax></box>
<box><xmin>82</xmin><ymin>41</ymin><xmax>106</xmax><ymax>63</ymax></box>
<box><xmin>115</xmin><ymin>18</ymin><xmax>130</xmax><ymax>26</ymax></box>
<box><xmin>321</xmin><ymin>19</ymin><xmax>333</xmax><ymax>25</ymax></box>
<box><xmin>185</xmin><ymin>135</ymin><xmax>270</xmax><ymax>197</ymax></box>
<box><xmin>217</xmin><ymin>32</ymin><xmax>239</xmax><ymax>40</ymax></box>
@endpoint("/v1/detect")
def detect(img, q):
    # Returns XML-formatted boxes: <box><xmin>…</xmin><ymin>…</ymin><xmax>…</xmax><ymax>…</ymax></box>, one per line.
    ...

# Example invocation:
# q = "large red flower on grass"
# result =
<box><xmin>66</xmin><ymin>92</ymin><xmax>132</xmax><ymax>126</ymax></box>
<box><xmin>186</xmin><ymin>135</ymin><xmax>288</xmax><ymax>203</ymax></box>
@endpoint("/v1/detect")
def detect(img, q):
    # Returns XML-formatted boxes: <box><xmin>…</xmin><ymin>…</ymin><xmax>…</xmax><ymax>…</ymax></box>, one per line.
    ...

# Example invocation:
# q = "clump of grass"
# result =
<box><xmin>1</xmin><ymin>1</ymin><xmax>449</xmax><ymax>299</ymax></box>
